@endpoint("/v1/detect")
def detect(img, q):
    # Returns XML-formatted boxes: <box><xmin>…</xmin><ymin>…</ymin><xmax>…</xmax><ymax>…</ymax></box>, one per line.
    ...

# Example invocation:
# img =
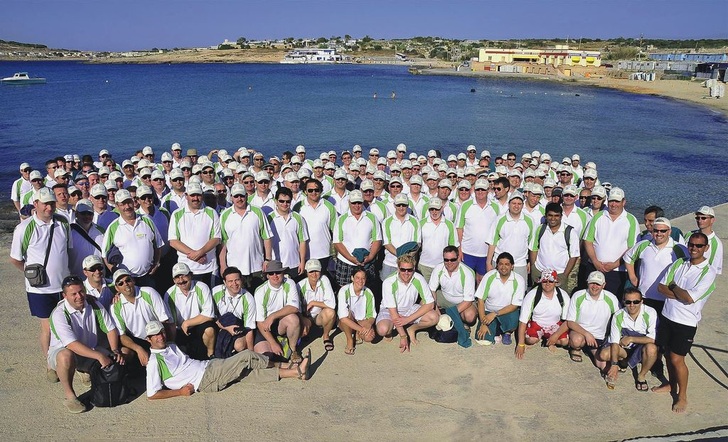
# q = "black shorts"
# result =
<box><xmin>657</xmin><ymin>317</ymin><xmax>696</xmax><ymax>357</ymax></box>
<box><xmin>175</xmin><ymin>320</ymin><xmax>217</xmax><ymax>360</ymax></box>
<box><xmin>254</xmin><ymin>319</ymin><xmax>281</xmax><ymax>345</ymax></box>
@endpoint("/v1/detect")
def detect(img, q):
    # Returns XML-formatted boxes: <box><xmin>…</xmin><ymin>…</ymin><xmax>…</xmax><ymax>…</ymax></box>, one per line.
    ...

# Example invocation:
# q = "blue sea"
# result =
<box><xmin>1</xmin><ymin>61</ymin><xmax>727</xmax><ymax>217</ymax></box>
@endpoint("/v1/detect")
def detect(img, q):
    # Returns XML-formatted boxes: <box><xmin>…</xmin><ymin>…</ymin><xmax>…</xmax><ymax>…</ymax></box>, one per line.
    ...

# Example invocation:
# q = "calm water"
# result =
<box><xmin>1</xmin><ymin>61</ymin><xmax>727</xmax><ymax>217</ymax></box>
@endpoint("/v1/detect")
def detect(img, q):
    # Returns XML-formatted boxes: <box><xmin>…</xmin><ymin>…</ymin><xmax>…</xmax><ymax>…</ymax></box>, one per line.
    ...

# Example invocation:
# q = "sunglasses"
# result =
<box><xmin>443</xmin><ymin>258</ymin><xmax>457</xmax><ymax>262</ymax></box>
<box><xmin>653</xmin><ymin>229</ymin><xmax>669</xmax><ymax>233</ymax></box>
<box><xmin>86</xmin><ymin>265</ymin><xmax>105</xmax><ymax>273</ymax></box>
<box><xmin>232</xmin><ymin>194</ymin><xmax>246</xmax><ymax>199</ymax></box>
<box><xmin>695</xmin><ymin>216</ymin><xmax>710</xmax><ymax>221</ymax></box>
<box><xmin>592</xmin><ymin>196</ymin><xmax>604</xmax><ymax>200</ymax></box>
<box><xmin>258</xmin><ymin>180</ymin><xmax>270</xmax><ymax>185</ymax></box>
<box><xmin>458</xmin><ymin>188</ymin><xmax>469</xmax><ymax>192</ymax></box>
<box><xmin>429</xmin><ymin>207</ymin><xmax>441</xmax><ymax>211</ymax></box>
<box><xmin>492</xmin><ymin>187</ymin><xmax>502</xmax><ymax>191</ymax></box>
<box><xmin>390</xmin><ymin>184</ymin><xmax>402</xmax><ymax>188</ymax></box>
<box><xmin>623</xmin><ymin>299</ymin><xmax>642</xmax><ymax>305</ymax></box>
<box><xmin>153</xmin><ymin>178</ymin><xmax>164</xmax><ymax>181</ymax></box>
<box><xmin>306</xmin><ymin>189</ymin><xmax>321</xmax><ymax>193</ymax></box>
<box><xmin>172</xmin><ymin>178</ymin><xmax>184</xmax><ymax>182</ymax></box>
<box><xmin>21</xmin><ymin>168</ymin><xmax>31</xmax><ymax>173</ymax></box>
<box><xmin>268</xmin><ymin>271</ymin><xmax>283</xmax><ymax>276</ymax></box>
<box><xmin>93</xmin><ymin>195</ymin><xmax>108</xmax><ymax>199</ymax></box>
<box><xmin>202</xmin><ymin>171</ymin><xmax>214</xmax><ymax>175</ymax></box>
<box><xmin>350</xmin><ymin>201</ymin><xmax>363</xmax><ymax>205</ymax></box>
<box><xmin>115</xmin><ymin>277</ymin><xmax>133</xmax><ymax>286</ymax></box>
<box><xmin>277</xmin><ymin>199</ymin><xmax>291</xmax><ymax>204</ymax></box>
<box><xmin>399</xmin><ymin>267</ymin><xmax>415</xmax><ymax>273</ymax></box>
<box><xmin>395</xmin><ymin>203</ymin><xmax>408</xmax><ymax>208</ymax></box>
<box><xmin>243</xmin><ymin>180</ymin><xmax>255</xmax><ymax>185</ymax></box>
<box><xmin>688</xmin><ymin>243</ymin><xmax>707</xmax><ymax>248</ymax></box>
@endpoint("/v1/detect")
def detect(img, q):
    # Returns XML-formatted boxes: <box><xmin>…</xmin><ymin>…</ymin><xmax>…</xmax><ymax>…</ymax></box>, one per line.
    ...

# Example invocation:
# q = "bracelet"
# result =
<box><xmin>518</xmin><ymin>344</ymin><xmax>526</xmax><ymax>347</ymax></box>
<box><xmin>611</xmin><ymin>360</ymin><xmax>619</xmax><ymax>364</ymax></box>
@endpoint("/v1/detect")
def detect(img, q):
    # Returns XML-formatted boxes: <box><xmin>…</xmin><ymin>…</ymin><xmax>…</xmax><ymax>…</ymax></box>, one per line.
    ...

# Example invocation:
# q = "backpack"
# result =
<box><xmin>89</xmin><ymin>360</ymin><xmax>130</xmax><ymax>407</ymax></box>
<box><xmin>533</xmin><ymin>285</ymin><xmax>566</xmax><ymax>309</ymax></box>
<box><xmin>537</xmin><ymin>224</ymin><xmax>574</xmax><ymax>257</ymax></box>
<box><xmin>432</xmin><ymin>328</ymin><xmax>458</xmax><ymax>343</ymax></box>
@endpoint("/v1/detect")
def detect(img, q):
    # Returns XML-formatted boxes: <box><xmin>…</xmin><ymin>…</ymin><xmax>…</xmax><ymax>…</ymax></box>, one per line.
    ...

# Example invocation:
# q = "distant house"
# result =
<box><xmin>649</xmin><ymin>52</ymin><xmax>728</xmax><ymax>63</ymax></box>
<box><xmin>477</xmin><ymin>45</ymin><xmax>601</xmax><ymax>67</ymax></box>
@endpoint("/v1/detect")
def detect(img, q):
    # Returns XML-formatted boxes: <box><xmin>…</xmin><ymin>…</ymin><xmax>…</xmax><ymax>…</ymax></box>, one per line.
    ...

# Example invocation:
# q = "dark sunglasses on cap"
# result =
<box><xmin>62</xmin><ymin>275</ymin><xmax>83</xmax><ymax>287</ymax></box>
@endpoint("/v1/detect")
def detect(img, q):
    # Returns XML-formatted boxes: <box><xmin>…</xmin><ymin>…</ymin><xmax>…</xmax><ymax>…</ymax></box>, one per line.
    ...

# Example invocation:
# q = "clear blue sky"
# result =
<box><xmin>3</xmin><ymin>0</ymin><xmax>727</xmax><ymax>51</ymax></box>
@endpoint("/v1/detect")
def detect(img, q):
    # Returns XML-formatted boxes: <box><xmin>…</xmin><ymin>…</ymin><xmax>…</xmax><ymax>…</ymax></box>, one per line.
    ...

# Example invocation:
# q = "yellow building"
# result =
<box><xmin>477</xmin><ymin>45</ymin><xmax>601</xmax><ymax>67</ymax></box>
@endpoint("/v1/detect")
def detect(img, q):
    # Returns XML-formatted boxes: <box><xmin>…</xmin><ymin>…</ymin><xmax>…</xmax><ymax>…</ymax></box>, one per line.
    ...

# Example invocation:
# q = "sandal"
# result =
<box><xmin>290</xmin><ymin>350</ymin><xmax>303</xmax><ymax>364</ymax></box>
<box><xmin>344</xmin><ymin>347</ymin><xmax>355</xmax><ymax>355</ymax></box>
<box><xmin>569</xmin><ymin>350</ymin><xmax>583</xmax><ymax>363</ymax></box>
<box><xmin>605</xmin><ymin>375</ymin><xmax>616</xmax><ymax>390</ymax></box>
<box><xmin>635</xmin><ymin>379</ymin><xmax>648</xmax><ymax>392</ymax></box>
<box><xmin>295</xmin><ymin>349</ymin><xmax>311</xmax><ymax>380</ymax></box>
<box><xmin>323</xmin><ymin>339</ymin><xmax>334</xmax><ymax>352</ymax></box>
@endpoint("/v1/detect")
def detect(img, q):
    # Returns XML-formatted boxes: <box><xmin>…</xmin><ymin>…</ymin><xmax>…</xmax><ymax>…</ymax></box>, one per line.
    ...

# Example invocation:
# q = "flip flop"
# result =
<box><xmin>569</xmin><ymin>350</ymin><xmax>583</xmax><ymax>363</ymax></box>
<box><xmin>295</xmin><ymin>349</ymin><xmax>311</xmax><ymax>380</ymax></box>
<box><xmin>344</xmin><ymin>347</ymin><xmax>355</xmax><ymax>355</ymax></box>
<box><xmin>323</xmin><ymin>339</ymin><xmax>334</xmax><ymax>352</ymax></box>
<box><xmin>635</xmin><ymin>379</ymin><xmax>648</xmax><ymax>392</ymax></box>
<box><xmin>605</xmin><ymin>375</ymin><xmax>616</xmax><ymax>390</ymax></box>
<box><xmin>290</xmin><ymin>350</ymin><xmax>303</xmax><ymax>364</ymax></box>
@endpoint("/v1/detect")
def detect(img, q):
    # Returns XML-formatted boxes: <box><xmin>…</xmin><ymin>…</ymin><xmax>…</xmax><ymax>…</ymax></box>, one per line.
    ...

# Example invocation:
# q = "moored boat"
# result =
<box><xmin>1</xmin><ymin>72</ymin><xmax>47</xmax><ymax>84</ymax></box>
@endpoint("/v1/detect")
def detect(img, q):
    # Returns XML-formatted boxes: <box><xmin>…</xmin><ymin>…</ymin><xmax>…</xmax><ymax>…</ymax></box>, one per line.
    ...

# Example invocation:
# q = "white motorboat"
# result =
<box><xmin>1</xmin><ymin>72</ymin><xmax>47</xmax><ymax>84</ymax></box>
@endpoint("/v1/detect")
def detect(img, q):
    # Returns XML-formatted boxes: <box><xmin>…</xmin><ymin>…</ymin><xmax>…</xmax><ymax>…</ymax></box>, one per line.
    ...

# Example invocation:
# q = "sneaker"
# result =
<box><xmin>79</xmin><ymin>372</ymin><xmax>91</xmax><ymax>387</ymax></box>
<box><xmin>501</xmin><ymin>333</ymin><xmax>512</xmax><ymax>345</ymax></box>
<box><xmin>64</xmin><ymin>397</ymin><xmax>86</xmax><ymax>414</ymax></box>
<box><xmin>494</xmin><ymin>336</ymin><xmax>502</xmax><ymax>344</ymax></box>
<box><xmin>46</xmin><ymin>368</ymin><xmax>59</xmax><ymax>383</ymax></box>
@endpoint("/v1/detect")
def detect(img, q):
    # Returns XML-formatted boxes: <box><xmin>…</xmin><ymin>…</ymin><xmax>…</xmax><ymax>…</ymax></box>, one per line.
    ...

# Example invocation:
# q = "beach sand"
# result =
<box><xmin>0</xmin><ymin>205</ymin><xmax>726</xmax><ymax>440</ymax></box>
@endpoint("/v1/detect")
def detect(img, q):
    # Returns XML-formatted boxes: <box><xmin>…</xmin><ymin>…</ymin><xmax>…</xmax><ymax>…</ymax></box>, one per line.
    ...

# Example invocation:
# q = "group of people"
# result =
<box><xmin>9</xmin><ymin>143</ymin><xmax>721</xmax><ymax>414</ymax></box>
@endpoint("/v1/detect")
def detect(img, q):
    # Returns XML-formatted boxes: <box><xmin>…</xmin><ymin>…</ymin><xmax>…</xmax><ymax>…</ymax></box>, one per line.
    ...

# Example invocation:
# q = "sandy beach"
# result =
<box><xmin>0</xmin><ymin>203</ymin><xmax>726</xmax><ymax>441</ymax></box>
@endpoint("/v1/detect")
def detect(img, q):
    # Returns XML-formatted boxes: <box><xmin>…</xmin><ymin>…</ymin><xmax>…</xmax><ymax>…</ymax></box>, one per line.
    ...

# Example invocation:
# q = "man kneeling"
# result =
<box><xmin>145</xmin><ymin>321</ymin><xmax>309</xmax><ymax>400</ymax></box>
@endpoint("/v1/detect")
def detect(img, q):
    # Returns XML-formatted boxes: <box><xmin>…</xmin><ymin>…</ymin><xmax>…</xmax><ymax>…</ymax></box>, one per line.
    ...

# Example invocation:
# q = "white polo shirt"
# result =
<box><xmin>624</xmin><ymin>238</ymin><xmax>685</xmax><ymax>301</ymax></box>
<box><xmin>324</xmin><ymin>189</ymin><xmax>350</xmax><ymax>215</ymax></box>
<box><xmin>298</xmin><ymin>275</ymin><xmax>336</xmax><ymax>317</ymax></box>
<box><xmin>487</xmin><ymin>212</ymin><xmax>536</xmax><ymax>267</ymax></box>
<box><xmin>608</xmin><ymin>305</ymin><xmax>658</xmax><ymax>344</ymax></box>
<box><xmin>248</xmin><ymin>191</ymin><xmax>276</xmax><ymax>214</ymax></box>
<box><xmin>519</xmin><ymin>287</ymin><xmax>571</xmax><ymax>327</ymax></box>
<box><xmin>530</xmin><ymin>223</ymin><xmax>581</xmax><ymax>273</ymax></box>
<box><xmin>293</xmin><ymin>199</ymin><xmax>337</xmax><ymax>260</ymax></box>
<box><xmin>428</xmin><ymin>263</ymin><xmax>476</xmax><ymax>305</ymax></box>
<box><xmin>147</xmin><ymin>343</ymin><xmax>208</xmax><ymax>397</ymax></box>
<box><xmin>365</xmin><ymin>200</ymin><xmax>389</xmax><ymax>224</ymax></box>
<box><xmin>561</xmin><ymin>206</ymin><xmax>590</xmax><ymax>239</ymax></box>
<box><xmin>660</xmin><ymin>258</ymin><xmax>717</xmax><ymax>327</ymax></box>
<box><xmin>83</xmin><ymin>279</ymin><xmax>114</xmax><ymax>310</ymax></box>
<box><xmin>111</xmin><ymin>286</ymin><xmax>169</xmax><ymax>339</ymax></box>
<box><xmin>254</xmin><ymin>279</ymin><xmax>300</xmax><ymax>321</ymax></box>
<box><xmin>11</xmin><ymin>214</ymin><xmax>72</xmax><ymax>294</ymax></box>
<box><xmin>382</xmin><ymin>214</ymin><xmax>421</xmax><ymax>267</ymax></box>
<box><xmin>583</xmin><ymin>209</ymin><xmax>639</xmax><ymax>271</ymax></box>
<box><xmin>333</xmin><ymin>210</ymin><xmax>382</xmax><ymax>266</ymax></box>
<box><xmin>220</xmin><ymin>205</ymin><xmax>272</xmax><ymax>275</ymax></box>
<box><xmin>474</xmin><ymin>270</ymin><xmax>526</xmax><ymax>312</ymax></box>
<box><xmin>337</xmin><ymin>283</ymin><xmax>377</xmax><ymax>321</ymax></box>
<box><xmin>102</xmin><ymin>215</ymin><xmax>162</xmax><ymax>277</ymax></box>
<box><xmin>419</xmin><ymin>216</ymin><xmax>459</xmax><ymax>268</ymax></box>
<box><xmin>212</xmin><ymin>285</ymin><xmax>256</xmax><ymax>330</ymax></box>
<box><xmin>49</xmin><ymin>298</ymin><xmax>116</xmax><ymax>351</ymax></box>
<box><xmin>381</xmin><ymin>272</ymin><xmax>434</xmax><ymax>314</ymax></box>
<box><xmin>161</xmin><ymin>191</ymin><xmax>187</xmax><ymax>214</ymax></box>
<box><xmin>523</xmin><ymin>204</ymin><xmax>545</xmax><ymax>226</ymax></box>
<box><xmin>565</xmin><ymin>289</ymin><xmax>619</xmax><ymax>339</ymax></box>
<box><xmin>456</xmin><ymin>200</ymin><xmax>501</xmax><ymax>256</ymax></box>
<box><xmin>11</xmin><ymin>177</ymin><xmax>32</xmax><ymax>204</ymax></box>
<box><xmin>408</xmin><ymin>194</ymin><xmax>429</xmax><ymax>221</ymax></box>
<box><xmin>268</xmin><ymin>211</ymin><xmax>309</xmax><ymax>270</ymax></box>
<box><xmin>168</xmin><ymin>206</ymin><xmax>221</xmax><ymax>275</ymax></box>
<box><xmin>165</xmin><ymin>281</ymin><xmax>215</xmax><ymax>326</ymax></box>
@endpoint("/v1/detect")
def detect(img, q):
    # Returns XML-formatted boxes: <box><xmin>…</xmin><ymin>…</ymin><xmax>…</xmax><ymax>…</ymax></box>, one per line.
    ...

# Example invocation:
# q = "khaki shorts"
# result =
<box><xmin>375</xmin><ymin>304</ymin><xmax>423</xmax><ymax>324</ymax></box>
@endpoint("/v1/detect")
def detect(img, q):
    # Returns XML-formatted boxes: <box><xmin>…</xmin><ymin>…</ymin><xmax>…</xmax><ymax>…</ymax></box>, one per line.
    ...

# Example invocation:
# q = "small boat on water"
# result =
<box><xmin>1</xmin><ymin>72</ymin><xmax>46</xmax><ymax>84</ymax></box>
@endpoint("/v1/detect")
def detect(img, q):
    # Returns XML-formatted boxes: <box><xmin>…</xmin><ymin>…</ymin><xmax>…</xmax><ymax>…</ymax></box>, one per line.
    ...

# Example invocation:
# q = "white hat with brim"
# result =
<box><xmin>587</xmin><ymin>271</ymin><xmax>606</xmax><ymax>286</ymax></box>
<box><xmin>34</xmin><ymin>188</ymin><xmax>56</xmax><ymax>203</ymax></box>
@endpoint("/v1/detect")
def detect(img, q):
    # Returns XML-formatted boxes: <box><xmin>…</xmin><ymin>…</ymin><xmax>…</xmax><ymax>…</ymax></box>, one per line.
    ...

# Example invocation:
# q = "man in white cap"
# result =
<box><xmin>456</xmin><ymin>178</ymin><xmax>494</xmax><ymax>284</ymax></box>
<box><xmin>164</xmin><ymin>262</ymin><xmax>217</xmax><ymax>360</ymax></box>
<box><xmin>136</xmin><ymin>184</ymin><xmax>173</xmax><ymax>288</ymax></box>
<box><xmin>376</xmin><ymin>255</ymin><xmax>439</xmax><ymax>352</ymax></box>
<box><xmin>298</xmin><ymin>259</ymin><xmax>337</xmax><ymax>351</ymax></box>
<box><xmin>81</xmin><ymin>255</ymin><xmax>114</xmax><ymax>309</ymax></box>
<box><xmin>565</xmin><ymin>271</ymin><xmax>618</xmax><ymax>368</ymax></box>
<box><xmin>102</xmin><ymin>189</ymin><xmax>163</xmax><ymax>288</ymax></box>
<box><xmin>486</xmin><ymin>192</ymin><xmax>535</xmax><ymax>282</ymax></box>
<box><xmin>381</xmin><ymin>193</ymin><xmax>421</xmax><ymax>279</ymax></box>
<box><xmin>360</xmin><ymin>179</ymin><xmax>389</xmax><ymax>223</ymax></box>
<box><xmin>88</xmin><ymin>183</ymin><xmax>118</xmax><ymax>230</ymax></box>
<box><xmin>654</xmin><ymin>231</ymin><xmax>717</xmax><ymax>412</ymax></box>
<box><xmin>220</xmin><ymin>183</ymin><xmax>272</xmax><ymax>287</ymax></box>
<box><xmin>145</xmin><ymin>319</ymin><xmax>309</xmax><ymax>401</ymax></box>
<box><xmin>324</xmin><ymin>169</ymin><xmax>350</xmax><ymax>215</ymax></box>
<box><xmin>583</xmin><ymin>187</ymin><xmax>639</xmax><ymax>299</ymax></box>
<box><xmin>10</xmin><ymin>188</ymin><xmax>72</xmax><ymax>381</ymax></box>
<box><xmin>68</xmin><ymin>200</ymin><xmax>104</xmax><ymax>278</ymax></box>
<box><xmin>332</xmin><ymin>190</ymin><xmax>382</xmax><ymax>287</ymax></box>
<box><xmin>47</xmin><ymin>275</ymin><xmax>125</xmax><ymax>413</ymax></box>
<box><xmin>624</xmin><ymin>217</ymin><xmax>688</xmax><ymax>315</ymax></box>
<box><xmin>560</xmin><ymin>184</ymin><xmax>590</xmax><ymax>240</ymax></box>
<box><xmin>11</xmin><ymin>162</ymin><xmax>33</xmax><ymax>215</ymax></box>
<box><xmin>111</xmin><ymin>268</ymin><xmax>170</xmax><ymax>367</ymax></box>
<box><xmin>419</xmin><ymin>197</ymin><xmax>459</xmax><ymax>279</ymax></box>
<box><xmin>248</xmin><ymin>171</ymin><xmax>276</xmax><ymax>215</ymax></box>
<box><xmin>211</xmin><ymin>266</ymin><xmax>257</xmax><ymax>356</ymax></box>
<box><xmin>168</xmin><ymin>183</ymin><xmax>221</xmax><ymax>289</ymax></box>
<box><xmin>282</xmin><ymin>171</ymin><xmax>304</xmax><ymax>206</ymax></box>
<box><xmin>161</xmin><ymin>168</ymin><xmax>187</xmax><ymax>214</ymax></box>
<box><xmin>407</xmin><ymin>175</ymin><xmax>429</xmax><ymax>219</ymax></box>
<box><xmin>685</xmin><ymin>206</ymin><xmax>722</xmax><ymax>275</ymax></box>
<box><xmin>465</xmin><ymin>145</ymin><xmax>478</xmax><ymax>168</ymax></box>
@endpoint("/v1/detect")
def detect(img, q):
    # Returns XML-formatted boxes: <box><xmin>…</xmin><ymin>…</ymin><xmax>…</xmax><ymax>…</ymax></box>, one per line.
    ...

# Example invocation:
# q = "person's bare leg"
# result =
<box><xmin>339</xmin><ymin>320</ymin><xmax>356</xmax><ymax>353</ymax></box>
<box><xmin>40</xmin><ymin>319</ymin><xmax>51</xmax><ymax>366</ymax></box>
<box><xmin>653</xmin><ymin>350</ymin><xmax>677</xmax><ymax>393</ymax></box>
<box><xmin>376</xmin><ymin>319</ymin><xmax>393</xmax><ymax>339</ymax></box>
<box><xmin>670</xmin><ymin>352</ymin><xmax>690</xmax><ymax>413</ymax></box>
<box><xmin>638</xmin><ymin>344</ymin><xmax>658</xmax><ymax>384</ymax></box>
<box><xmin>279</xmin><ymin>313</ymin><xmax>301</xmax><ymax>354</ymax></box>
<box><xmin>278</xmin><ymin>355</ymin><xmax>309</xmax><ymax>380</ymax></box>
<box><xmin>316</xmin><ymin>308</ymin><xmax>336</xmax><ymax>342</ymax></box>
<box><xmin>406</xmin><ymin>310</ymin><xmax>439</xmax><ymax>345</ymax></box>
<box><xmin>202</xmin><ymin>326</ymin><xmax>216</xmax><ymax>358</ymax></box>
<box><xmin>461</xmin><ymin>303</ymin><xmax>477</xmax><ymax>325</ymax></box>
<box><xmin>55</xmin><ymin>350</ymin><xmax>77</xmax><ymax>400</ymax></box>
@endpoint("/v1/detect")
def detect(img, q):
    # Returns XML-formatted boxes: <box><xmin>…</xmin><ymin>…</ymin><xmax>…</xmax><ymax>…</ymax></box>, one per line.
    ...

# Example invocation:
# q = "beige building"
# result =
<box><xmin>477</xmin><ymin>45</ymin><xmax>601</xmax><ymax>67</ymax></box>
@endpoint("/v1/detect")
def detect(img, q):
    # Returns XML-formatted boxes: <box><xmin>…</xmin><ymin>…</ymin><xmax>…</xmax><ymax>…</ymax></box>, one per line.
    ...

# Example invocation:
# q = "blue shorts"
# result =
<box><xmin>27</xmin><ymin>292</ymin><xmax>62</xmax><ymax>318</ymax></box>
<box><xmin>462</xmin><ymin>253</ymin><xmax>486</xmax><ymax>276</ymax></box>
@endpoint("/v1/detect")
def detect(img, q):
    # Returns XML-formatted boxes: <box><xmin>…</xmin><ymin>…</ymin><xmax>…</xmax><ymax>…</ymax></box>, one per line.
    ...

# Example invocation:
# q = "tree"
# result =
<box><xmin>236</xmin><ymin>37</ymin><xmax>247</xmax><ymax>46</ymax></box>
